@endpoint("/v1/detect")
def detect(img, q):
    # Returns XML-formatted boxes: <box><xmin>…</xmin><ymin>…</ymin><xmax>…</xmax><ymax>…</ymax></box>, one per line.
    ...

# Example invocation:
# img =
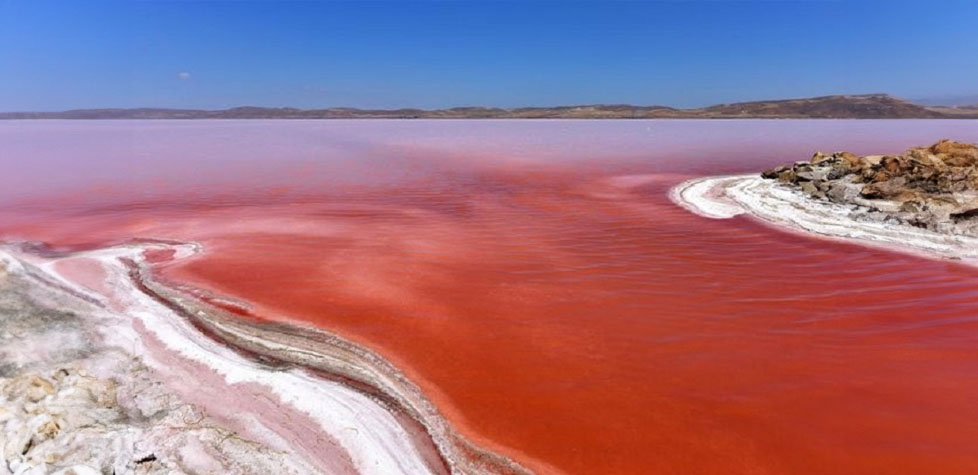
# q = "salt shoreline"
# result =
<box><xmin>0</xmin><ymin>241</ymin><xmax>533</xmax><ymax>475</ymax></box>
<box><xmin>669</xmin><ymin>174</ymin><xmax>978</xmax><ymax>266</ymax></box>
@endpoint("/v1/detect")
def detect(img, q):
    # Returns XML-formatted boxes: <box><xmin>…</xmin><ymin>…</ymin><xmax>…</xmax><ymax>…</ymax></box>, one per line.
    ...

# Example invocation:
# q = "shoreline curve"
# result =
<box><xmin>669</xmin><ymin>174</ymin><xmax>978</xmax><ymax>267</ymax></box>
<box><xmin>0</xmin><ymin>240</ymin><xmax>541</xmax><ymax>475</ymax></box>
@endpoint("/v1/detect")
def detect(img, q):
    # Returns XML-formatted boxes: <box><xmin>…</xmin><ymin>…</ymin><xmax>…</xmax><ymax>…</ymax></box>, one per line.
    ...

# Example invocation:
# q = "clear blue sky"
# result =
<box><xmin>1</xmin><ymin>1</ymin><xmax>976</xmax><ymax>111</ymax></box>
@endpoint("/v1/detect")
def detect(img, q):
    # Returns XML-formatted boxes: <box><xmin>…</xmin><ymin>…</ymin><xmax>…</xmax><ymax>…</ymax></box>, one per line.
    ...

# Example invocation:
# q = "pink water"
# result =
<box><xmin>2</xmin><ymin>120</ymin><xmax>977</xmax><ymax>474</ymax></box>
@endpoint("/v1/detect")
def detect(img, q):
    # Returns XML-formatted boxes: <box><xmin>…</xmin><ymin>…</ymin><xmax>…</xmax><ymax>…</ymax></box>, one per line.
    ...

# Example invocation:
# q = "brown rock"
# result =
<box><xmin>36</xmin><ymin>418</ymin><xmax>61</xmax><ymax>439</ymax></box>
<box><xmin>810</xmin><ymin>152</ymin><xmax>833</xmax><ymax>165</ymax></box>
<box><xmin>761</xmin><ymin>165</ymin><xmax>787</xmax><ymax>179</ymax></box>
<box><xmin>837</xmin><ymin>152</ymin><xmax>862</xmax><ymax>171</ymax></box>
<box><xmin>907</xmin><ymin>150</ymin><xmax>945</xmax><ymax>169</ymax></box>
<box><xmin>869</xmin><ymin>170</ymin><xmax>892</xmax><ymax>183</ymax></box>
<box><xmin>777</xmin><ymin>169</ymin><xmax>797</xmax><ymax>184</ymax></box>
<box><xmin>930</xmin><ymin>139</ymin><xmax>978</xmax><ymax>167</ymax></box>
<box><xmin>861</xmin><ymin>177</ymin><xmax>906</xmax><ymax>199</ymax></box>
<box><xmin>881</xmin><ymin>155</ymin><xmax>907</xmax><ymax>173</ymax></box>
<box><xmin>894</xmin><ymin>190</ymin><xmax>922</xmax><ymax>202</ymax></box>
<box><xmin>860</xmin><ymin>185</ymin><xmax>883</xmax><ymax>199</ymax></box>
<box><xmin>26</xmin><ymin>376</ymin><xmax>55</xmax><ymax>402</ymax></box>
<box><xmin>825</xmin><ymin>182</ymin><xmax>854</xmax><ymax>202</ymax></box>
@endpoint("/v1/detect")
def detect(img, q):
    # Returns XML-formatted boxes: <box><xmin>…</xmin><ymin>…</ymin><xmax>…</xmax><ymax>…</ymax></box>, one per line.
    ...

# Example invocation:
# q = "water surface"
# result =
<box><xmin>2</xmin><ymin>120</ymin><xmax>977</xmax><ymax>474</ymax></box>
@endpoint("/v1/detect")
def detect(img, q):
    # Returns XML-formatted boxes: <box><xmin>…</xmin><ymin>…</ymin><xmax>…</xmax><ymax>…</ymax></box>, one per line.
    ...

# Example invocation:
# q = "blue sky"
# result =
<box><xmin>1</xmin><ymin>1</ymin><xmax>976</xmax><ymax>110</ymax></box>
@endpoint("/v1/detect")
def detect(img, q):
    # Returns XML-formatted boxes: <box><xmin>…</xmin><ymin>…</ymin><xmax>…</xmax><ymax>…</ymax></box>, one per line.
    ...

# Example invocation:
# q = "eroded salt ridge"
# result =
<box><xmin>1</xmin><ymin>248</ymin><xmax>324</xmax><ymax>475</ymax></box>
<box><xmin>669</xmin><ymin>175</ymin><xmax>978</xmax><ymax>266</ymax></box>
<box><xmin>0</xmin><ymin>241</ymin><xmax>532</xmax><ymax>475</ymax></box>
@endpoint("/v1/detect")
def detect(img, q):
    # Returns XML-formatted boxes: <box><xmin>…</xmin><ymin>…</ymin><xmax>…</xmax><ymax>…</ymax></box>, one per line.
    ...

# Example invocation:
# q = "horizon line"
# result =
<box><xmin>1</xmin><ymin>93</ymin><xmax>945</xmax><ymax>114</ymax></box>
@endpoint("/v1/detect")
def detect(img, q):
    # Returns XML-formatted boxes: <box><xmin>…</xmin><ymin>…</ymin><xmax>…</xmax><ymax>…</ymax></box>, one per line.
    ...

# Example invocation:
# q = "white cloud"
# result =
<box><xmin>177</xmin><ymin>72</ymin><xmax>191</xmax><ymax>80</ymax></box>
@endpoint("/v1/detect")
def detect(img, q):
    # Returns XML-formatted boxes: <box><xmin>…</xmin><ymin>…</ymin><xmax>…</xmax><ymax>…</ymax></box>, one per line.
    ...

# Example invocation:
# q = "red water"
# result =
<box><xmin>2</xmin><ymin>120</ymin><xmax>977</xmax><ymax>474</ymax></box>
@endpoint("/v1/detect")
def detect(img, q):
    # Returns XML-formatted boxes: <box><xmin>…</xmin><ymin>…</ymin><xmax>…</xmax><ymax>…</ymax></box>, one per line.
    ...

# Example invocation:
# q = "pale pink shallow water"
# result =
<box><xmin>2</xmin><ymin>120</ymin><xmax>977</xmax><ymax>474</ymax></box>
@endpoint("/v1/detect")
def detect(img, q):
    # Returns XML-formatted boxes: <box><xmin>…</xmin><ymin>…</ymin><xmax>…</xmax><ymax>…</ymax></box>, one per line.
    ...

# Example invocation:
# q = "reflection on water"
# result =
<box><xmin>2</xmin><ymin>120</ymin><xmax>977</xmax><ymax>474</ymax></box>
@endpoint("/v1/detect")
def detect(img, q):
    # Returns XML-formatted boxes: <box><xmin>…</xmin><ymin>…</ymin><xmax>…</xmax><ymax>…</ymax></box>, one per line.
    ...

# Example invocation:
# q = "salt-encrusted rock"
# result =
<box><xmin>761</xmin><ymin>139</ymin><xmax>978</xmax><ymax>236</ymax></box>
<box><xmin>0</xmin><ymin>259</ymin><xmax>316</xmax><ymax>475</ymax></box>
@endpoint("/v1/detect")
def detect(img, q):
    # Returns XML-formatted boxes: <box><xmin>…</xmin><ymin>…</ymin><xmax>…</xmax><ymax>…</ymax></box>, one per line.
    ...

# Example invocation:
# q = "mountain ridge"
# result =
<box><xmin>3</xmin><ymin>94</ymin><xmax>975</xmax><ymax>119</ymax></box>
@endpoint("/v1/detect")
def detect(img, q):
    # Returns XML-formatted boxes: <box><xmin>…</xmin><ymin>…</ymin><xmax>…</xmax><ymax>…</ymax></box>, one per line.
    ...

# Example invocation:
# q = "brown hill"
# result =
<box><xmin>1</xmin><ymin>94</ymin><xmax>974</xmax><ymax>119</ymax></box>
<box><xmin>691</xmin><ymin>94</ymin><xmax>948</xmax><ymax>118</ymax></box>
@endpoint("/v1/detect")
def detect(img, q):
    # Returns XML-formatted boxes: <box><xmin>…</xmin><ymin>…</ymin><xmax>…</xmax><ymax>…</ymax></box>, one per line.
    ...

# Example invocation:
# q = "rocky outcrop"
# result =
<box><xmin>762</xmin><ymin>140</ymin><xmax>978</xmax><ymax>236</ymax></box>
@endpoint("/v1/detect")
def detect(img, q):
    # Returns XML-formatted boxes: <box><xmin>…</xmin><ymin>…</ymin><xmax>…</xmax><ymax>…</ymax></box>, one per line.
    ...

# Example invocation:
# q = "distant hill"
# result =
<box><xmin>2</xmin><ymin>94</ymin><xmax>975</xmax><ymax>119</ymax></box>
<box><xmin>924</xmin><ymin>104</ymin><xmax>978</xmax><ymax>117</ymax></box>
<box><xmin>692</xmin><ymin>94</ymin><xmax>949</xmax><ymax>118</ymax></box>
